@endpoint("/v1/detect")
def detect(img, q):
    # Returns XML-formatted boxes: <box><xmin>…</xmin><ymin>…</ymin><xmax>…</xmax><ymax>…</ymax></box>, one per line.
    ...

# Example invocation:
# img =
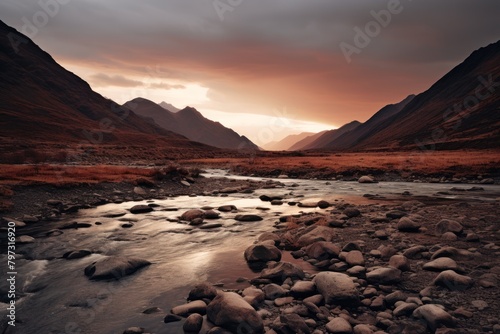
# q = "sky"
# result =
<box><xmin>1</xmin><ymin>0</ymin><xmax>499</xmax><ymax>146</ymax></box>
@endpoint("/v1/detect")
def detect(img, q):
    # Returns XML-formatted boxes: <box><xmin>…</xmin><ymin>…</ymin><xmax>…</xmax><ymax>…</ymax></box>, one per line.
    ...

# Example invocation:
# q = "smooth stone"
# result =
<box><xmin>188</xmin><ymin>282</ymin><xmax>217</xmax><ymax>301</ymax></box>
<box><xmin>412</xmin><ymin>304</ymin><xmax>456</xmax><ymax>331</ymax></box>
<box><xmin>366</xmin><ymin>267</ymin><xmax>402</xmax><ymax>284</ymax></box>
<box><xmin>262</xmin><ymin>283</ymin><xmax>287</xmax><ymax>300</ymax></box>
<box><xmin>313</xmin><ymin>272</ymin><xmax>359</xmax><ymax>305</ymax></box>
<box><xmin>123</xmin><ymin>327</ymin><xmax>144</xmax><ymax>334</ymax></box>
<box><xmin>305</xmin><ymin>241</ymin><xmax>341</xmax><ymax>260</ymax></box>
<box><xmin>358</xmin><ymin>176</ymin><xmax>376</xmax><ymax>183</ymax></box>
<box><xmin>280</xmin><ymin>314</ymin><xmax>311</xmax><ymax>334</ymax></box>
<box><xmin>423</xmin><ymin>257</ymin><xmax>459</xmax><ymax>272</ymax></box>
<box><xmin>345</xmin><ymin>250</ymin><xmax>365</xmax><ymax>266</ymax></box>
<box><xmin>297</xmin><ymin>225</ymin><xmax>336</xmax><ymax>247</ymax></box>
<box><xmin>260</xmin><ymin>262</ymin><xmax>305</xmax><ymax>281</ymax></box>
<box><xmin>84</xmin><ymin>256</ymin><xmax>150</xmax><ymax>280</ymax></box>
<box><xmin>171</xmin><ymin>300</ymin><xmax>207</xmax><ymax>316</ymax></box>
<box><xmin>244</xmin><ymin>243</ymin><xmax>282</xmax><ymax>263</ymax></box>
<box><xmin>181</xmin><ymin>209</ymin><xmax>205</xmax><ymax>221</ymax></box>
<box><xmin>432</xmin><ymin>270</ymin><xmax>473</xmax><ymax>290</ymax></box>
<box><xmin>393</xmin><ymin>302</ymin><xmax>418</xmax><ymax>316</ymax></box>
<box><xmin>435</xmin><ymin>219</ymin><xmax>463</xmax><ymax>235</ymax></box>
<box><xmin>16</xmin><ymin>235</ymin><xmax>35</xmax><ymax>243</ymax></box>
<box><xmin>207</xmin><ymin>292</ymin><xmax>263</xmax><ymax>334</ymax></box>
<box><xmin>388</xmin><ymin>255</ymin><xmax>410</xmax><ymax>271</ymax></box>
<box><xmin>164</xmin><ymin>314</ymin><xmax>183</xmax><ymax>323</ymax></box>
<box><xmin>290</xmin><ymin>280</ymin><xmax>316</xmax><ymax>298</ymax></box>
<box><xmin>326</xmin><ymin>317</ymin><xmax>353</xmax><ymax>333</ymax></box>
<box><xmin>183</xmin><ymin>313</ymin><xmax>204</xmax><ymax>332</ymax></box>
<box><xmin>218</xmin><ymin>205</ymin><xmax>237</xmax><ymax>212</ymax></box>
<box><xmin>397</xmin><ymin>217</ymin><xmax>421</xmax><ymax>232</ymax></box>
<box><xmin>234</xmin><ymin>214</ymin><xmax>263</xmax><ymax>222</ymax></box>
<box><xmin>63</xmin><ymin>250</ymin><xmax>92</xmax><ymax>260</ymax></box>
<box><xmin>129</xmin><ymin>205</ymin><xmax>153</xmax><ymax>214</ymax></box>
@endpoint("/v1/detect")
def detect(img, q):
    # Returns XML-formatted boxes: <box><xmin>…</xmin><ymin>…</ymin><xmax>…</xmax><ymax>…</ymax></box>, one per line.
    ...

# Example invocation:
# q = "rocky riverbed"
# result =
<box><xmin>0</xmin><ymin>170</ymin><xmax>499</xmax><ymax>334</ymax></box>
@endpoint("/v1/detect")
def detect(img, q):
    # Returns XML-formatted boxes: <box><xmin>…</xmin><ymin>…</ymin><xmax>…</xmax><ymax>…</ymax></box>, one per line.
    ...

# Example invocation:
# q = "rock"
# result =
<box><xmin>63</xmin><ymin>250</ymin><xmax>92</xmax><ymax>260</ymax></box>
<box><xmin>430</xmin><ymin>247</ymin><xmax>474</xmax><ymax>260</ymax></box>
<box><xmin>171</xmin><ymin>300</ymin><xmax>207</xmax><ymax>316</ymax></box>
<box><xmin>260</xmin><ymin>262</ymin><xmax>305</xmax><ymax>281</ymax></box>
<box><xmin>164</xmin><ymin>314</ymin><xmax>183</xmax><ymax>323</ymax></box>
<box><xmin>188</xmin><ymin>282</ymin><xmax>217</xmax><ymax>301</ymax></box>
<box><xmin>318</xmin><ymin>200</ymin><xmax>330</xmax><ymax>209</ymax></box>
<box><xmin>60</xmin><ymin>222</ymin><xmax>93</xmax><ymax>229</ymax></box>
<box><xmin>412</xmin><ymin>304</ymin><xmax>456</xmax><ymax>331</ymax></box>
<box><xmin>180</xmin><ymin>180</ymin><xmax>191</xmax><ymax>187</ymax></box>
<box><xmin>478</xmin><ymin>273</ymin><xmax>498</xmax><ymax>288</ymax></box>
<box><xmin>344</xmin><ymin>207</ymin><xmax>361</xmax><ymax>218</ymax></box>
<box><xmin>353</xmin><ymin>324</ymin><xmax>374</xmax><ymax>334</ymax></box>
<box><xmin>386</xmin><ymin>211</ymin><xmax>407</xmax><ymax>219</ymax></box>
<box><xmin>366</xmin><ymin>267</ymin><xmax>401</xmax><ymax>284</ymax></box>
<box><xmin>480</xmin><ymin>178</ymin><xmax>494</xmax><ymax>184</ymax></box>
<box><xmin>384</xmin><ymin>291</ymin><xmax>407</xmax><ymax>305</ymax></box>
<box><xmin>181</xmin><ymin>209</ymin><xmax>205</xmax><ymax>221</ymax></box>
<box><xmin>388</xmin><ymin>255</ymin><xmax>410</xmax><ymax>271</ymax></box>
<box><xmin>133</xmin><ymin>187</ymin><xmax>147</xmax><ymax>195</ymax></box>
<box><xmin>290</xmin><ymin>280</ymin><xmax>316</xmax><ymax>298</ymax></box>
<box><xmin>403</xmin><ymin>245</ymin><xmax>427</xmax><ymax>259</ymax></box>
<box><xmin>297</xmin><ymin>226</ymin><xmax>336</xmax><ymax>247</ymax></box>
<box><xmin>199</xmin><ymin>223</ymin><xmax>223</xmax><ymax>229</ymax></box>
<box><xmin>263</xmin><ymin>283</ymin><xmax>287</xmax><ymax>300</ymax></box>
<box><xmin>242</xmin><ymin>287</ymin><xmax>265</xmax><ymax>307</ymax></box>
<box><xmin>207</xmin><ymin>292</ymin><xmax>264</xmax><ymax>334</ymax></box>
<box><xmin>393</xmin><ymin>302</ymin><xmax>418</xmax><ymax>317</ymax></box>
<box><xmin>257</xmin><ymin>232</ymin><xmax>281</xmax><ymax>246</ymax></box>
<box><xmin>121</xmin><ymin>222</ymin><xmax>134</xmax><ymax>228</ymax></box>
<box><xmin>129</xmin><ymin>205</ymin><xmax>153</xmax><ymax>214</ymax></box>
<box><xmin>358</xmin><ymin>176</ymin><xmax>376</xmax><ymax>183</ymax></box>
<box><xmin>274</xmin><ymin>296</ymin><xmax>294</xmax><ymax>306</ymax></box>
<box><xmin>219</xmin><ymin>187</ymin><xmax>241</xmax><ymax>194</ymax></box>
<box><xmin>218</xmin><ymin>205</ymin><xmax>237</xmax><ymax>212</ymax></box>
<box><xmin>423</xmin><ymin>258</ymin><xmax>459</xmax><ymax>272</ymax></box>
<box><xmin>280</xmin><ymin>314</ymin><xmax>311</xmax><ymax>334</ymax></box>
<box><xmin>16</xmin><ymin>235</ymin><xmax>35</xmax><ymax>243</ymax></box>
<box><xmin>142</xmin><ymin>307</ymin><xmax>161</xmax><ymax>314</ymax></box>
<box><xmin>326</xmin><ymin>317</ymin><xmax>353</xmax><ymax>333</ymax></box>
<box><xmin>397</xmin><ymin>217</ymin><xmax>421</xmax><ymax>232</ymax></box>
<box><xmin>465</xmin><ymin>232</ymin><xmax>480</xmax><ymax>242</ymax></box>
<box><xmin>435</xmin><ymin>219</ymin><xmax>463</xmax><ymax>236</ymax></box>
<box><xmin>345</xmin><ymin>250</ymin><xmax>365</xmax><ymax>266</ymax></box>
<box><xmin>271</xmin><ymin>199</ymin><xmax>283</xmax><ymax>205</ymax></box>
<box><xmin>305</xmin><ymin>241</ymin><xmax>341</xmax><ymax>260</ymax></box>
<box><xmin>234</xmin><ymin>214</ymin><xmax>263</xmax><ymax>222</ymax></box>
<box><xmin>203</xmin><ymin>210</ymin><xmax>220</xmax><ymax>219</ymax></box>
<box><xmin>313</xmin><ymin>272</ymin><xmax>359</xmax><ymax>305</ymax></box>
<box><xmin>244</xmin><ymin>243</ymin><xmax>282</xmax><ymax>263</ymax></box>
<box><xmin>123</xmin><ymin>327</ymin><xmax>144</xmax><ymax>334</ymax></box>
<box><xmin>441</xmin><ymin>232</ymin><xmax>458</xmax><ymax>241</ymax></box>
<box><xmin>471</xmin><ymin>300</ymin><xmax>488</xmax><ymax>311</ymax></box>
<box><xmin>432</xmin><ymin>270</ymin><xmax>473</xmax><ymax>291</ymax></box>
<box><xmin>189</xmin><ymin>218</ymin><xmax>204</xmax><ymax>226</ymax></box>
<box><xmin>84</xmin><ymin>256</ymin><xmax>151</xmax><ymax>280</ymax></box>
<box><xmin>183</xmin><ymin>313</ymin><xmax>204</xmax><ymax>332</ymax></box>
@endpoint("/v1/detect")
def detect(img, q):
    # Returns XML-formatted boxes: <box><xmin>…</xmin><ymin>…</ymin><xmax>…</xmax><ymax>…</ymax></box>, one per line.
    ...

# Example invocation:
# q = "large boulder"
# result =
<box><xmin>207</xmin><ymin>292</ymin><xmax>264</xmax><ymax>334</ymax></box>
<box><xmin>260</xmin><ymin>262</ymin><xmax>305</xmax><ymax>282</ymax></box>
<box><xmin>313</xmin><ymin>272</ymin><xmax>359</xmax><ymax>305</ymax></box>
<box><xmin>84</xmin><ymin>256</ymin><xmax>150</xmax><ymax>280</ymax></box>
<box><xmin>244</xmin><ymin>243</ymin><xmax>282</xmax><ymax>263</ymax></box>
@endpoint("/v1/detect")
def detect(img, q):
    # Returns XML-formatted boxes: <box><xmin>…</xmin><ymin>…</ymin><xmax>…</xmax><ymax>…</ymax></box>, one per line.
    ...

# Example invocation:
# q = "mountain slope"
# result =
<box><xmin>0</xmin><ymin>20</ymin><xmax>202</xmax><ymax>151</ymax></box>
<box><xmin>323</xmin><ymin>95</ymin><xmax>415</xmax><ymax>150</ymax></box>
<box><xmin>288</xmin><ymin>131</ymin><xmax>328</xmax><ymax>151</ymax></box>
<box><xmin>354</xmin><ymin>41</ymin><xmax>500</xmax><ymax>150</ymax></box>
<box><xmin>263</xmin><ymin>132</ymin><xmax>314</xmax><ymax>151</ymax></box>
<box><xmin>300</xmin><ymin>121</ymin><xmax>362</xmax><ymax>150</ymax></box>
<box><xmin>159</xmin><ymin>101</ymin><xmax>180</xmax><ymax>113</ymax></box>
<box><xmin>124</xmin><ymin>98</ymin><xmax>259</xmax><ymax>150</ymax></box>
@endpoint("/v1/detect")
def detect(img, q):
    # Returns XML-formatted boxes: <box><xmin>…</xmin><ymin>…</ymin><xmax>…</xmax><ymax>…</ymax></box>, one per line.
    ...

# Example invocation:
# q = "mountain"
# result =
<box><xmin>353</xmin><ymin>41</ymin><xmax>500</xmax><ymax>151</ymax></box>
<box><xmin>159</xmin><ymin>101</ymin><xmax>180</xmax><ymax>113</ymax></box>
<box><xmin>288</xmin><ymin>130</ymin><xmax>329</xmax><ymax>151</ymax></box>
<box><xmin>299</xmin><ymin>121</ymin><xmax>362</xmax><ymax>150</ymax></box>
<box><xmin>124</xmin><ymin>98</ymin><xmax>259</xmax><ymax>150</ymax></box>
<box><xmin>263</xmin><ymin>132</ymin><xmax>314</xmax><ymax>151</ymax></box>
<box><xmin>319</xmin><ymin>95</ymin><xmax>415</xmax><ymax>150</ymax></box>
<box><xmin>0</xmin><ymin>20</ymin><xmax>213</xmax><ymax>162</ymax></box>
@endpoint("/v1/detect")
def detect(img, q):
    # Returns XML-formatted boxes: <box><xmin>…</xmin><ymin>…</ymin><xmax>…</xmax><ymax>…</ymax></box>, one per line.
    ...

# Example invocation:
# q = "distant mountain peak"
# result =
<box><xmin>159</xmin><ymin>101</ymin><xmax>180</xmax><ymax>113</ymax></box>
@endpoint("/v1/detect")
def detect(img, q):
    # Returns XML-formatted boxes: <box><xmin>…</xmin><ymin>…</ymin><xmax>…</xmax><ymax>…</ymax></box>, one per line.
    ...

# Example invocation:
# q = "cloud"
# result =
<box><xmin>89</xmin><ymin>73</ymin><xmax>143</xmax><ymax>87</ymax></box>
<box><xmin>148</xmin><ymin>82</ymin><xmax>186</xmax><ymax>90</ymax></box>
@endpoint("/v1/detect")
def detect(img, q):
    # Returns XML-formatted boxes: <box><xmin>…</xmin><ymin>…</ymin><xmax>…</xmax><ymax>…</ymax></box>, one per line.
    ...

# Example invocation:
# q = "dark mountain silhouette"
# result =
<box><xmin>0</xmin><ymin>20</ymin><xmax>210</xmax><ymax>154</ymax></box>
<box><xmin>124</xmin><ymin>98</ymin><xmax>259</xmax><ymax>150</ymax></box>
<box><xmin>353</xmin><ymin>41</ymin><xmax>500</xmax><ymax>151</ymax></box>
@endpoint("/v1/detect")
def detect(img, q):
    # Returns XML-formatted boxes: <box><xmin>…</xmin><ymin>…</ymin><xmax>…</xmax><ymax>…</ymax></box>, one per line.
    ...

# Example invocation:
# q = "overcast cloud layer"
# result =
<box><xmin>1</xmin><ymin>0</ymin><xmax>499</xmax><ymax>142</ymax></box>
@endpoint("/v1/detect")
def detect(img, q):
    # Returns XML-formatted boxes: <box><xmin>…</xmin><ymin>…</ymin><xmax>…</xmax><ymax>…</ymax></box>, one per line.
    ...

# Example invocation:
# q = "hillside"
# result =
<box><xmin>124</xmin><ymin>98</ymin><xmax>259</xmax><ymax>150</ymax></box>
